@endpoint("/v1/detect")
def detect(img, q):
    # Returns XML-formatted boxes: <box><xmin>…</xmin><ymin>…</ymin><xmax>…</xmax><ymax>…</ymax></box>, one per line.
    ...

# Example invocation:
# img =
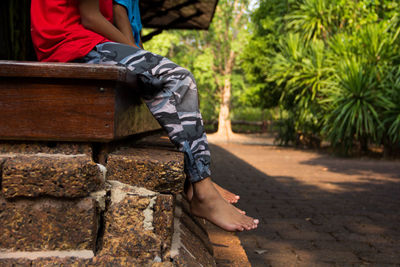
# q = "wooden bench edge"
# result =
<box><xmin>0</xmin><ymin>60</ymin><xmax>128</xmax><ymax>82</ymax></box>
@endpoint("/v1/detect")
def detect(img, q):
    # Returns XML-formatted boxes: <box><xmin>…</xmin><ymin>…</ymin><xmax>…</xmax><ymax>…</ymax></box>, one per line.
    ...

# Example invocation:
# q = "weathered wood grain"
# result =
<box><xmin>0</xmin><ymin>61</ymin><xmax>127</xmax><ymax>81</ymax></box>
<box><xmin>0</xmin><ymin>61</ymin><xmax>160</xmax><ymax>141</ymax></box>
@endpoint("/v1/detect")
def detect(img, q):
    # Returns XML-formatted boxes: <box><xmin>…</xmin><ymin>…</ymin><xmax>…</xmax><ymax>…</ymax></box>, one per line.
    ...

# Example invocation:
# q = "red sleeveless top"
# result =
<box><xmin>31</xmin><ymin>0</ymin><xmax>112</xmax><ymax>62</ymax></box>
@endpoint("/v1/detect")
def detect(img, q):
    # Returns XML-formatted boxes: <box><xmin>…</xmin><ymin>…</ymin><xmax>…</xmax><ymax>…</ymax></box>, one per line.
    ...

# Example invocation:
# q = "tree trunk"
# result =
<box><xmin>216</xmin><ymin>49</ymin><xmax>236</xmax><ymax>140</ymax></box>
<box><xmin>212</xmin><ymin>0</ymin><xmax>245</xmax><ymax>141</ymax></box>
<box><xmin>216</xmin><ymin>76</ymin><xmax>233</xmax><ymax>139</ymax></box>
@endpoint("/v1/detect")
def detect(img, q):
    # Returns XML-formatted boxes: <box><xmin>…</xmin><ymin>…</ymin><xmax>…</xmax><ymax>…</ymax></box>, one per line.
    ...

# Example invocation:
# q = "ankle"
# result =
<box><xmin>192</xmin><ymin>177</ymin><xmax>217</xmax><ymax>202</ymax></box>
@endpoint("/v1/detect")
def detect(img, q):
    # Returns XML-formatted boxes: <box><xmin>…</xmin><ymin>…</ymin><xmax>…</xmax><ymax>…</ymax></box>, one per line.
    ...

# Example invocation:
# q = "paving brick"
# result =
<box><xmin>2</xmin><ymin>155</ymin><xmax>104</xmax><ymax>198</ymax></box>
<box><xmin>331</xmin><ymin>232</ymin><xmax>390</xmax><ymax>245</ymax></box>
<box><xmin>259</xmin><ymin>252</ymin><xmax>300</xmax><ymax>267</ymax></box>
<box><xmin>344</xmin><ymin>221</ymin><xmax>387</xmax><ymax>235</ymax></box>
<box><xmin>312</xmin><ymin>240</ymin><xmax>375</xmax><ymax>253</ymax></box>
<box><xmin>106</xmin><ymin>148</ymin><xmax>185</xmax><ymax>194</ymax></box>
<box><xmin>238</xmin><ymin>230</ymin><xmax>281</xmax><ymax>249</ymax></box>
<box><xmin>208</xmin><ymin>142</ymin><xmax>400</xmax><ymax>266</ymax></box>
<box><xmin>294</xmin><ymin>249</ymin><xmax>359</xmax><ymax>263</ymax></box>
<box><xmin>356</xmin><ymin>251</ymin><xmax>400</xmax><ymax>264</ymax></box>
<box><xmin>0</xmin><ymin>197</ymin><xmax>98</xmax><ymax>251</ymax></box>
<box><xmin>266</xmin><ymin>218</ymin><xmax>315</xmax><ymax>231</ymax></box>
<box><xmin>278</xmin><ymin>230</ymin><xmax>335</xmax><ymax>241</ymax></box>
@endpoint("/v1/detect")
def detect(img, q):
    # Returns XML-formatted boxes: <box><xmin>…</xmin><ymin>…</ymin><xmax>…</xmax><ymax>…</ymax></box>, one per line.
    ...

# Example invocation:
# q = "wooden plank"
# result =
<box><xmin>0</xmin><ymin>77</ymin><xmax>116</xmax><ymax>141</ymax></box>
<box><xmin>114</xmin><ymin>85</ymin><xmax>161</xmax><ymax>138</ymax></box>
<box><xmin>0</xmin><ymin>61</ymin><xmax>127</xmax><ymax>81</ymax></box>
<box><xmin>0</xmin><ymin>61</ymin><xmax>161</xmax><ymax>142</ymax></box>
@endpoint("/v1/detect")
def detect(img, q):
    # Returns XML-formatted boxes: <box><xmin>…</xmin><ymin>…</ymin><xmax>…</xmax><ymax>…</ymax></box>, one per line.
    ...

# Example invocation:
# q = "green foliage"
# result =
<box><xmin>381</xmin><ymin>66</ymin><xmax>400</xmax><ymax>145</ymax></box>
<box><xmin>322</xmin><ymin>57</ymin><xmax>385</xmax><ymax>152</ymax></box>
<box><xmin>145</xmin><ymin>0</ymin><xmax>252</xmax><ymax>123</ymax></box>
<box><xmin>285</xmin><ymin>0</ymin><xmax>341</xmax><ymax>41</ymax></box>
<box><xmin>244</xmin><ymin>0</ymin><xmax>400</xmax><ymax>154</ymax></box>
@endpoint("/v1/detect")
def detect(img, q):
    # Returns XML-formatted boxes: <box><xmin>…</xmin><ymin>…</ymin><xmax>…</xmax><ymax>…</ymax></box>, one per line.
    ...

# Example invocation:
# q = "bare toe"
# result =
<box><xmin>191</xmin><ymin>178</ymin><xmax>257</xmax><ymax>232</ymax></box>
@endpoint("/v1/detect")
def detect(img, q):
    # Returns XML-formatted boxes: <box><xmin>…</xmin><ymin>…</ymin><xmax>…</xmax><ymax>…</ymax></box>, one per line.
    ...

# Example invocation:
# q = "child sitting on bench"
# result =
<box><xmin>31</xmin><ymin>0</ymin><xmax>258</xmax><ymax>232</ymax></box>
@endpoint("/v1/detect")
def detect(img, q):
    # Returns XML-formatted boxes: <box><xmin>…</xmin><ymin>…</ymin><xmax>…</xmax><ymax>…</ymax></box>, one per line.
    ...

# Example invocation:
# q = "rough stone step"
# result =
<box><xmin>98</xmin><ymin>181</ymin><xmax>168</xmax><ymax>263</ymax></box>
<box><xmin>106</xmin><ymin>147</ymin><xmax>185</xmax><ymax>194</ymax></box>
<box><xmin>0</xmin><ymin>141</ymin><xmax>92</xmax><ymax>156</ymax></box>
<box><xmin>0</xmin><ymin>255</ymin><xmax>173</xmax><ymax>267</ymax></box>
<box><xmin>0</xmin><ymin>197</ymin><xmax>98</xmax><ymax>252</ymax></box>
<box><xmin>170</xmin><ymin>195</ymin><xmax>216</xmax><ymax>267</ymax></box>
<box><xmin>0</xmin><ymin>181</ymin><xmax>217</xmax><ymax>266</ymax></box>
<box><xmin>1</xmin><ymin>154</ymin><xmax>105</xmax><ymax>198</ymax></box>
<box><xmin>97</xmin><ymin>181</ymin><xmax>216</xmax><ymax>266</ymax></box>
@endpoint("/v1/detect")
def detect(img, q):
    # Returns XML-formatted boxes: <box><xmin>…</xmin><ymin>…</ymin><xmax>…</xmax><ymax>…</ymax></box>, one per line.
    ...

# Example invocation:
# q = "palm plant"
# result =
<box><xmin>322</xmin><ymin>57</ymin><xmax>387</xmax><ymax>154</ymax></box>
<box><xmin>269</xmin><ymin>34</ymin><xmax>333</xmax><ymax>145</ymax></box>
<box><xmin>355</xmin><ymin>21</ymin><xmax>399</xmax><ymax>67</ymax></box>
<box><xmin>381</xmin><ymin>66</ymin><xmax>400</xmax><ymax>155</ymax></box>
<box><xmin>285</xmin><ymin>0</ymin><xmax>340</xmax><ymax>41</ymax></box>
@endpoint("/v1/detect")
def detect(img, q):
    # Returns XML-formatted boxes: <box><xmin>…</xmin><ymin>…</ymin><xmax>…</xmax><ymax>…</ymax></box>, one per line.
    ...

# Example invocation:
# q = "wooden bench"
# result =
<box><xmin>0</xmin><ymin>61</ymin><xmax>160</xmax><ymax>142</ymax></box>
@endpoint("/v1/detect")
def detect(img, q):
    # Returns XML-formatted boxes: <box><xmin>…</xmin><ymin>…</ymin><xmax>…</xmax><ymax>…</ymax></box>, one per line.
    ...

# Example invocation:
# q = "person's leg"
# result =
<box><xmin>185</xmin><ymin>179</ymin><xmax>240</xmax><ymax>204</ymax></box>
<box><xmin>80</xmin><ymin>44</ymin><xmax>240</xmax><ymax>202</ymax></box>
<box><xmin>86</xmin><ymin>43</ymin><xmax>258</xmax><ymax>231</ymax></box>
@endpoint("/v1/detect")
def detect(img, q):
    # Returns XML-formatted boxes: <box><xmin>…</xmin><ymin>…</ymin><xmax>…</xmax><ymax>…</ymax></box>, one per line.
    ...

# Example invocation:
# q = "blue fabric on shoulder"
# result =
<box><xmin>113</xmin><ymin>0</ymin><xmax>142</xmax><ymax>47</ymax></box>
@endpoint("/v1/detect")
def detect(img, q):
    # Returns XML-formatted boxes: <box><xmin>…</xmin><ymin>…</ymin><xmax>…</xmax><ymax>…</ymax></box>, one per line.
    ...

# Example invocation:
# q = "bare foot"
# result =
<box><xmin>190</xmin><ymin>178</ymin><xmax>259</xmax><ymax>232</ymax></box>
<box><xmin>213</xmin><ymin>183</ymin><xmax>240</xmax><ymax>203</ymax></box>
<box><xmin>185</xmin><ymin>181</ymin><xmax>240</xmax><ymax>204</ymax></box>
<box><xmin>185</xmin><ymin>180</ymin><xmax>244</xmax><ymax>214</ymax></box>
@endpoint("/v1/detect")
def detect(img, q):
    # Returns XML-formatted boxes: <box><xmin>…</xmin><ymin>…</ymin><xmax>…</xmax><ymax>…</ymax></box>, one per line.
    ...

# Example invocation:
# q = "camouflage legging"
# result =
<box><xmin>80</xmin><ymin>42</ymin><xmax>211</xmax><ymax>183</ymax></box>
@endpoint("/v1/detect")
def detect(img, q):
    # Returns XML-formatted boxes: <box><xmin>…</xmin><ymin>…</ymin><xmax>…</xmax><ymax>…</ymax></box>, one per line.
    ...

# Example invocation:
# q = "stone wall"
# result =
<box><xmin>0</xmin><ymin>140</ymin><xmax>216</xmax><ymax>266</ymax></box>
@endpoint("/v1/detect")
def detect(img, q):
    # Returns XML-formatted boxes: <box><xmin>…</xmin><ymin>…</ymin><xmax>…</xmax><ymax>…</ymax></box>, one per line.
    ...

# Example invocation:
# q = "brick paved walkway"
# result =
<box><xmin>209</xmin><ymin>143</ymin><xmax>400</xmax><ymax>267</ymax></box>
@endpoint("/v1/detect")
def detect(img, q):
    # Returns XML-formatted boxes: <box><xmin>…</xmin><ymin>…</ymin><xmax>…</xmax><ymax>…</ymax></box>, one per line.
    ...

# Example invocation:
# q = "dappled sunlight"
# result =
<box><xmin>210</xmin><ymin>142</ymin><xmax>400</xmax><ymax>194</ymax></box>
<box><xmin>209</xmin><ymin>143</ymin><xmax>400</xmax><ymax>265</ymax></box>
<box><xmin>207</xmin><ymin>132</ymin><xmax>276</xmax><ymax>146</ymax></box>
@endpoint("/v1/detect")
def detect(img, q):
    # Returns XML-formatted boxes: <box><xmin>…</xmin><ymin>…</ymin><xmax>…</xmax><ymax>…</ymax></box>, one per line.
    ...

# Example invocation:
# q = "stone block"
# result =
<box><xmin>31</xmin><ymin>257</ymin><xmax>91</xmax><ymax>267</ymax></box>
<box><xmin>169</xmin><ymin>197</ymin><xmax>216</xmax><ymax>267</ymax></box>
<box><xmin>133</xmin><ymin>134</ymin><xmax>176</xmax><ymax>149</ymax></box>
<box><xmin>0</xmin><ymin>256</ymin><xmax>174</xmax><ymax>267</ymax></box>
<box><xmin>0</xmin><ymin>141</ymin><xmax>92</xmax><ymax>156</ymax></box>
<box><xmin>153</xmin><ymin>194</ymin><xmax>175</xmax><ymax>256</ymax></box>
<box><xmin>91</xmin><ymin>256</ymin><xmax>173</xmax><ymax>267</ymax></box>
<box><xmin>0</xmin><ymin>258</ymin><xmax>31</xmax><ymax>267</ymax></box>
<box><xmin>0</xmin><ymin>156</ymin><xmax>9</xmax><ymax>193</ymax></box>
<box><xmin>106</xmin><ymin>148</ymin><xmax>185</xmax><ymax>194</ymax></box>
<box><xmin>171</xmin><ymin>219</ymin><xmax>216</xmax><ymax>267</ymax></box>
<box><xmin>172</xmin><ymin>248</ymin><xmax>203</xmax><ymax>267</ymax></box>
<box><xmin>0</xmin><ymin>197</ymin><xmax>98</xmax><ymax>251</ymax></box>
<box><xmin>179</xmin><ymin>208</ymin><xmax>214</xmax><ymax>256</ymax></box>
<box><xmin>98</xmin><ymin>181</ymin><xmax>162</xmax><ymax>262</ymax></box>
<box><xmin>1</xmin><ymin>155</ymin><xmax>105</xmax><ymax>198</ymax></box>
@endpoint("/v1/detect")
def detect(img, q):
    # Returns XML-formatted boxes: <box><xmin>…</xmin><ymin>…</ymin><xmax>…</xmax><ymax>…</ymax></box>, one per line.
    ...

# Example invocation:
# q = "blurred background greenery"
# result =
<box><xmin>146</xmin><ymin>0</ymin><xmax>400</xmax><ymax>156</ymax></box>
<box><xmin>2</xmin><ymin>0</ymin><xmax>400</xmax><ymax>156</ymax></box>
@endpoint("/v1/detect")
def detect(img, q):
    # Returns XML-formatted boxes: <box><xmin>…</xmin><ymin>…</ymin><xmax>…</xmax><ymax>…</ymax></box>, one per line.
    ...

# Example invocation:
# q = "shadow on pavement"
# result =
<box><xmin>300</xmin><ymin>155</ymin><xmax>400</xmax><ymax>178</ymax></box>
<box><xmin>209</xmin><ymin>144</ymin><xmax>400</xmax><ymax>267</ymax></box>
